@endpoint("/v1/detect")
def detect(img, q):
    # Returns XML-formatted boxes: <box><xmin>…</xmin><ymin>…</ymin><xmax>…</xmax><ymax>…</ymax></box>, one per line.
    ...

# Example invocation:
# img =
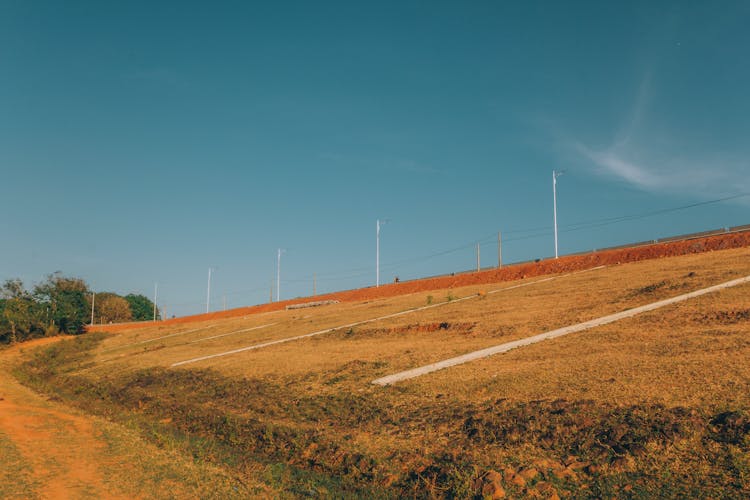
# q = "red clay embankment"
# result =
<box><xmin>89</xmin><ymin>229</ymin><xmax>750</xmax><ymax>334</ymax></box>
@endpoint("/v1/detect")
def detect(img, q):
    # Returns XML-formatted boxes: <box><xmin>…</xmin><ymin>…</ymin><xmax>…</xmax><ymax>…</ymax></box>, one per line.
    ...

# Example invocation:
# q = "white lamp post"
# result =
<box><xmin>276</xmin><ymin>248</ymin><xmax>286</xmax><ymax>301</ymax></box>
<box><xmin>376</xmin><ymin>219</ymin><xmax>389</xmax><ymax>287</ymax></box>
<box><xmin>553</xmin><ymin>170</ymin><xmax>564</xmax><ymax>259</ymax></box>
<box><xmin>206</xmin><ymin>268</ymin><xmax>212</xmax><ymax>313</ymax></box>
<box><xmin>153</xmin><ymin>283</ymin><xmax>158</xmax><ymax>321</ymax></box>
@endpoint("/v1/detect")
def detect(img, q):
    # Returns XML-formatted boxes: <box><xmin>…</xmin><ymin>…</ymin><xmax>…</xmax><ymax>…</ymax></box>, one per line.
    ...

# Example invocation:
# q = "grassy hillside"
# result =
<box><xmin>14</xmin><ymin>247</ymin><xmax>750</xmax><ymax>498</ymax></box>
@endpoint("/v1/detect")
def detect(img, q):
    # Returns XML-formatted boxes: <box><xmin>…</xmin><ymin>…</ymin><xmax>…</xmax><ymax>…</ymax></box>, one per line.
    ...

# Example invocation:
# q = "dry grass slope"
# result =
<box><xmin>13</xmin><ymin>246</ymin><xmax>750</xmax><ymax>498</ymax></box>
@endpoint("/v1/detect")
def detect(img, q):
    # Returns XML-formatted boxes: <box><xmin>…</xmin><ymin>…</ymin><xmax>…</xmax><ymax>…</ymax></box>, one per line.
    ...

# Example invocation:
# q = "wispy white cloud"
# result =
<box><xmin>574</xmin><ymin>143</ymin><xmax>749</xmax><ymax>199</ymax></box>
<box><xmin>575</xmin><ymin>145</ymin><xmax>661</xmax><ymax>189</ymax></box>
<box><xmin>570</xmin><ymin>74</ymin><xmax>749</xmax><ymax>200</ymax></box>
<box><xmin>611</xmin><ymin>73</ymin><xmax>652</xmax><ymax>150</ymax></box>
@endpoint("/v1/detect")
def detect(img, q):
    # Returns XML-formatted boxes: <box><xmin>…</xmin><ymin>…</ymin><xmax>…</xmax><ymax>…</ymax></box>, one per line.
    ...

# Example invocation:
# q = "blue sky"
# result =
<box><xmin>2</xmin><ymin>1</ymin><xmax>748</xmax><ymax>316</ymax></box>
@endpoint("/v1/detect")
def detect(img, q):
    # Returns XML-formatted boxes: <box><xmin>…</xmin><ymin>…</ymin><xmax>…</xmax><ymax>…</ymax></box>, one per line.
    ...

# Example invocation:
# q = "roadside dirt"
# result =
<box><xmin>0</xmin><ymin>338</ymin><xmax>130</xmax><ymax>499</ymax></box>
<box><xmin>92</xmin><ymin>229</ymin><xmax>750</xmax><ymax>333</ymax></box>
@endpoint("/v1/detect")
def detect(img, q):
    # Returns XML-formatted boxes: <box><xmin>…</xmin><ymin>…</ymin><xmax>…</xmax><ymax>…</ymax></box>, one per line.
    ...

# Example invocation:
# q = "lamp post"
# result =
<box><xmin>553</xmin><ymin>170</ymin><xmax>564</xmax><ymax>259</ymax></box>
<box><xmin>206</xmin><ymin>268</ymin><xmax>212</xmax><ymax>313</ymax></box>
<box><xmin>276</xmin><ymin>248</ymin><xmax>286</xmax><ymax>302</ymax></box>
<box><xmin>376</xmin><ymin>219</ymin><xmax>389</xmax><ymax>287</ymax></box>
<box><xmin>153</xmin><ymin>283</ymin><xmax>158</xmax><ymax>321</ymax></box>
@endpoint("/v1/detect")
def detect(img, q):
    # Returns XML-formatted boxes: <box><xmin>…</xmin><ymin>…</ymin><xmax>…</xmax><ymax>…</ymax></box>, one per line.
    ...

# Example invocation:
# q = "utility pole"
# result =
<box><xmin>376</xmin><ymin>220</ymin><xmax>381</xmax><ymax>287</ymax></box>
<box><xmin>376</xmin><ymin>219</ymin><xmax>389</xmax><ymax>287</ymax></box>
<box><xmin>313</xmin><ymin>272</ymin><xmax>317</xmax><ymax>296</ymax></box>
<box><xmin>206</xmin><ymin>268</ymin><xmax>212</xmax><ymax>313</ymax></box>
<box><xmin>276</xmin><ymin>249</ymin><xmax>285</xmax><ymax>302</ymax></box>
<box><xmin>553</xmin><ymin>170</ymin><xmax>564</xmax><ymax>259</ymax></box>
<box><xmin>476</xmin><ymin>242</ymin><xmax>480</xmax><ymax>272</ymax></box>
<box><xmin>497</xmin><ymin>232</ymin><xmax>502</xmax><ymax>268</ymax></box>
<box><xmin>269</xmin><ymin>279</ymin><xmax>273</xmax><ymax>303</ymax></box>
<box><xmin>153</xmin><ymin>283</ymin><xmax>158</xmax><ymax>321</ymax></box>
<box><xmin>223</xmin><ymin>295</ymin><xmax>226</xmax><ymax>311</ymax></box>
<box><xmin>90</xmin><ymin>292</ymin><xmax>95</xmax><ymax>325</ymax></box>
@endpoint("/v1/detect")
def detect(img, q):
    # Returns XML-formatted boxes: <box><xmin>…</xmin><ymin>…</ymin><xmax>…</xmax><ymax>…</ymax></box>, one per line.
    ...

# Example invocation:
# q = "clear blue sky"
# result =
<box><xmin>2</xmin><ymin>1</ymin><xmax>748</xmax><ymax>317</ymax></box>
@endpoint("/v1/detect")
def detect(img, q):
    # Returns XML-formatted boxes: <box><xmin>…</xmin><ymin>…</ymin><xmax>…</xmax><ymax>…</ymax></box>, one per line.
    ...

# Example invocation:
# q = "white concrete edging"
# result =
<box><xmin>189</xmin><ymin>323</ymin><xmax>277</xmax><ymax>344</ymax></box>
<box><xmin>169</xmin><ymin>268</ymin><xmax>605</xmax><ymax>368</ymax></box>
<box><xmin>372</xmin><ymin>274</ymin><xmax>750</xmax><ymax>386</ymax></box>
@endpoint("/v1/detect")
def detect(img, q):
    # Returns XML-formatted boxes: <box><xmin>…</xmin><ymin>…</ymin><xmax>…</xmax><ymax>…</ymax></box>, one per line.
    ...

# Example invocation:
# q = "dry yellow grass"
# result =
<box><xmin>16</xmin><ymin>245</ymin><xmax>750</xmax><ymax>497</ymax></box>
<box><xmin>417</xmin><ymin>281</ymin><xmax>750</xmax><ymax>407</ymax></box>
<box><xmin>89</xmin><ymin>246</ymin><xmax>750</xmax><ymax>400</ymax></box>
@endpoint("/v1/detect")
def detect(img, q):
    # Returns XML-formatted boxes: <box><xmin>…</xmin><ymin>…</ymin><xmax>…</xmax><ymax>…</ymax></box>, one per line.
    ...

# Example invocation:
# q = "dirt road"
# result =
<box><xmin>0</xmin><ymin>338</ymin><xmax>130</xmax><ymax>499</ymax></box>
<box><xmin>0</xmin><ymin>338</ymin><xmax>262</xmax><ymax>499</ymax></box>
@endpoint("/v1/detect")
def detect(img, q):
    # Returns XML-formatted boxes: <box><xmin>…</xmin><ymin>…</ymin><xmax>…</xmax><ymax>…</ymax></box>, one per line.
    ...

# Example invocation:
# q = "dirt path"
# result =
<box><xmin>0</xmin><ymin>338</ymin><xmax>130</xmax><ymax>499</ymax></box>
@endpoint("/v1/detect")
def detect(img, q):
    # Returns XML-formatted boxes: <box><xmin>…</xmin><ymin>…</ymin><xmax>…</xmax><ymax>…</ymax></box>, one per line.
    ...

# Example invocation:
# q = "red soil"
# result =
<box><xmin>0</xmin><ymin>338</ymin><xmax>130</xmax><ymax>499</ymax></box>
<box><xmin>89</xmin><ymin>230</ymin><xmax>750</xmax><ymax>334</ymax></box>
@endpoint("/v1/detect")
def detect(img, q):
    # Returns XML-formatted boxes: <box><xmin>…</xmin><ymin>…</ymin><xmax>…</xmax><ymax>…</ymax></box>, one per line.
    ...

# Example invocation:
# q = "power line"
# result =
<box><xmin>165</xmin><ymin>192</ymin><xmax>750</xmax><ymax>313</ymax></box>
<box><xmin>276</xmin><ymin>192</ymin><xmax>749</xmax><ymax>286</ymax></box>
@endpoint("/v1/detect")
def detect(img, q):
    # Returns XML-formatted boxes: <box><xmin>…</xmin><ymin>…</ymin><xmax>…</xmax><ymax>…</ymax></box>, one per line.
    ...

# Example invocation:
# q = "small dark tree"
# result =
<box><xmin>124</xmin><ymin>294</ymin><xmax>159</xmax><ymax>321</ymax></box>
<box><xmin>0</xmin><ymin>299</ymin><xmax>8</xmax><ymax>343</ymax></box>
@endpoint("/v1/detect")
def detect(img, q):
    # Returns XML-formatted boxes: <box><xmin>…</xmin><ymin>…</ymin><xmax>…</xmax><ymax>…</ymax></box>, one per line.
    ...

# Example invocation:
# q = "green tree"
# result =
<box><xmin>1</xmin><ymin>279</ymin><xmax>34</xmax><ymax>343</ymax></box>
<box><xmin>33</xmin><ymin>273</ymin><xmax>90</xmax><ymax>334</ymax></box>
<box><xmin>124</xmin><ymin>294</ymin><xmax>159</xmax><ymax>321</ymax></box>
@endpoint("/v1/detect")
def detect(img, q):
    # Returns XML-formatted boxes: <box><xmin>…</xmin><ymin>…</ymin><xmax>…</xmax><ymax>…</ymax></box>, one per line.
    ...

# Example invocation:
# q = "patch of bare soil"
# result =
<box><xmin>0</xmin><ymin>338</ymin><xmax>129</xmax><ymax>499</ymax></box>
<box><xmin>696</xmin><ymin>308</ymin><xmax>750</xmax><ymax>324</ymax></box>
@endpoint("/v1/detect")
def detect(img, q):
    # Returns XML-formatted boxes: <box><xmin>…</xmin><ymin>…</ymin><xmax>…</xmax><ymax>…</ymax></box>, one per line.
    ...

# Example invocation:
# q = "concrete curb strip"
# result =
<box><xmin>371</xmin><ymin>274</ymin><xmax>750</xmax><ymax>386</ymax></box>
<box><xmin>169</xmin><ymin>267</ymin><xmax>606</xmax><ymax>368</ymax></box>
<box><xmin>189</xmin><ymin>323</ymin><xmax>277</xmax><ymax>344</ymax></box>
<box><xmin>101</xmin><ymin>325</ymin><xmax>217</xmax><ymax>353</ymax></box>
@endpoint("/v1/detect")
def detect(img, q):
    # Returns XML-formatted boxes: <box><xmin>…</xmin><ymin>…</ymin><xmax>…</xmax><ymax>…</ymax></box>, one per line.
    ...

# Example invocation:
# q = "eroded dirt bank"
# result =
<box><xmin>91</xmin><ymin>229</ymin><xmax>750</xmax><ymax>333</ymax></box>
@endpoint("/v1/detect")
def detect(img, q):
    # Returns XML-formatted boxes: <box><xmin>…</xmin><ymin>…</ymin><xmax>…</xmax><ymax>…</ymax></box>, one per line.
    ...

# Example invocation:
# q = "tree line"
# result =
<box><xmin>0</xmin><ymin>272</ymin><xmax>159</xmax><ymax>344</ymax></box>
